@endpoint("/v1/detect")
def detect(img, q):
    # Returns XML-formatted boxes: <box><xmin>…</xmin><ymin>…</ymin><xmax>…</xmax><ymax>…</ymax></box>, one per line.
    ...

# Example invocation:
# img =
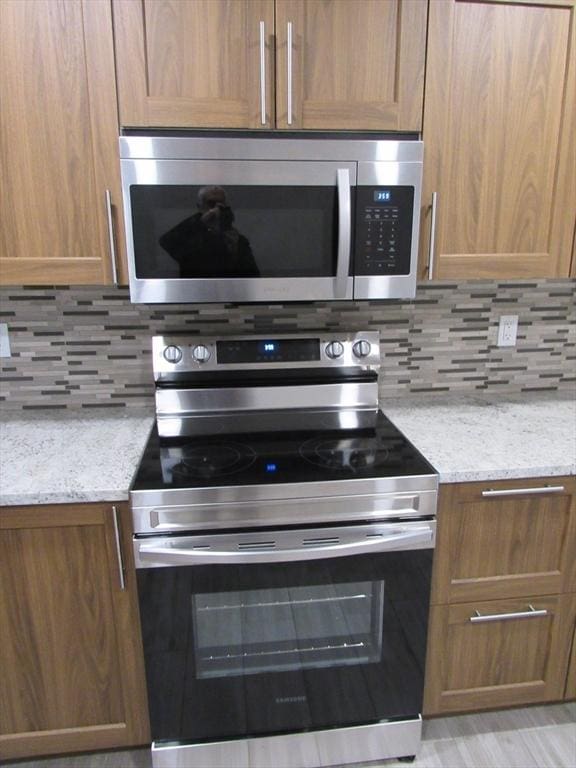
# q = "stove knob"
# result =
<box><xmin>163</xmin><ymin>345</ymin><xmax>182</xmax><ymax>364</ymax></box>
<box><xmin>325</xmin><ymin>341</ymin><xmax>344</xmax><ymax>359</ymax></box>
<box><xmin>353</xmin><ymin>340</ymin><xmax>372</xmax><ymax>359</ymax></box>
<box><xmin>192</xmin><ymin>344</ymin><xmax>211</xmax><ymax>363</ymax></box>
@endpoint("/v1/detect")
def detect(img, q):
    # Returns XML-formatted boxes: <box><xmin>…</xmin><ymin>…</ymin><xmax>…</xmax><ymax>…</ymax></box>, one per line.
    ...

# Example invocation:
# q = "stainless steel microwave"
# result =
<box><xmin>119</xmin><ymin>134</ymin><xmax>423</xmax><ymax>304</ymax></box>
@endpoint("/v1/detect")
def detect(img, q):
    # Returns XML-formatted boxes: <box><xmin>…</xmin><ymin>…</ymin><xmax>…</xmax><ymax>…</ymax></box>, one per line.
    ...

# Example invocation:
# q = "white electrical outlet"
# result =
<box><xmin>0</xmin><ymin>323</ymin><xmax>11</xmax><ymax>358</ymax></box>
<box><xmin>497</xmin><ymin>315</ymin><xmax>518</xmax><ymax>347</ymax></box>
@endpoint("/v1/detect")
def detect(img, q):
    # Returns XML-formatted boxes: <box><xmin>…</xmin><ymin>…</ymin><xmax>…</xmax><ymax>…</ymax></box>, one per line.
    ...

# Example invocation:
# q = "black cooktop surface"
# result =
<box><xmin>132</xmin><ymin>412</ymin><xmax>436</xmax><ymax>491</ymax></box>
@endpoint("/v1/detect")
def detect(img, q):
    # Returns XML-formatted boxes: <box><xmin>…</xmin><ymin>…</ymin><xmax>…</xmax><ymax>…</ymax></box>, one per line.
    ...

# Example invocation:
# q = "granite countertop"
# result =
<box><xmin>0</xmin><ymin>411</ymin><xmax>153</xmax><ymax>507</ymax></box>
<box><xmin>382</xmin><ymin>392</ymin><xmax>576</xmax><ymax>483</ymax></box>
<box><xmin>0</xmin><ymin>393</ymin><xmax>574</xmax><ymax>506</ymax></box>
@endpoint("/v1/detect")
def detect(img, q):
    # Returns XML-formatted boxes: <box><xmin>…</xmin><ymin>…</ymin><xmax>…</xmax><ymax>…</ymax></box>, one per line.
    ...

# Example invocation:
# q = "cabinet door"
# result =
<box><xmin>432</xmin><ymin>478</ymin><xmax>576</xmax><ymax>605</ymax></box>
<box><xmin>565</xmin><ymin>594</ymin><xmax>576</xmax><ymax>699</ymax></box>
<box><xmin>0</xmin><ymin>504</ymin><xmax>149</xmax><ymax>760</ymax></box>
<box><xmin>275</xmin><ymin>0</ymin><xmax>426</xmax><ymax>130</ymax></box>
<box><xmin>424</xmin><ymin>594</ymin><xmax>574</xmax><ymax>715</ymax></box>
<box><xmin>0</xmin><ymin>0</ymin><xmax>126</xmax><ymax>285</ymax></box>
<box><xmin>113</xmin><ymin>0</ymin><xmax>275</xmax><ymax>129</ymax></box>
<box><xmin>420</xmin><ymin>0</ymin><xmax>576</xmax><ymax>280</ymax></box>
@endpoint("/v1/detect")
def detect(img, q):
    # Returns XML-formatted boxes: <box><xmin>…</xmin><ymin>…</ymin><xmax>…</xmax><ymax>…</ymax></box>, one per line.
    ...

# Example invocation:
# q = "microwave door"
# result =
<box><xmin>121</xmin><ymin>159</ymin><xmax>356</xmax><ymax>304</ymax></box>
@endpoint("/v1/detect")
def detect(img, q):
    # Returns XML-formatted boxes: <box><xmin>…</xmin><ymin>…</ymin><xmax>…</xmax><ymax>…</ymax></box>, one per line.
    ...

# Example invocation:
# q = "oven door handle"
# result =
<box><xmin>136</xmin><ymin>525</ymin><xmax>434</xmax><ymax>566</ymax></box>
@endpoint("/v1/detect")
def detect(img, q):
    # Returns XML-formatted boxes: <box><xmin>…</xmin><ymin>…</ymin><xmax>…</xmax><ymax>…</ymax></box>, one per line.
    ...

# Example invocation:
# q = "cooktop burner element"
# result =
<box><xmin>171</xmin><ymin>442</ymin><xmax>256</xmax><ymax>480</ymax></box>
<box><xmin>299</xmin><ymin>436</ymin><xmax>387</xmax><ymax>473</ymax></box>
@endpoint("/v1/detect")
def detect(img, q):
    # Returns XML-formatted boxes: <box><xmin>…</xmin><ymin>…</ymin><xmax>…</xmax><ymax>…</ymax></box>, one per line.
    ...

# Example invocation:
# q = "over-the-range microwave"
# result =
<box><xmin>119</xmin><ymin>133</ymin><xmax>423</xmax><ymax>304</ymax></box>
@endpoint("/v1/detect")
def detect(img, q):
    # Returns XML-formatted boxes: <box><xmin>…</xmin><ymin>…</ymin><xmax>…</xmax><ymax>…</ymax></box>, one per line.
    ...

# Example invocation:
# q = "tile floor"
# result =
<box><xmin>4</xmin><ymin>702</ymin><xmax>575</xmax><ymax>768</ymax></box>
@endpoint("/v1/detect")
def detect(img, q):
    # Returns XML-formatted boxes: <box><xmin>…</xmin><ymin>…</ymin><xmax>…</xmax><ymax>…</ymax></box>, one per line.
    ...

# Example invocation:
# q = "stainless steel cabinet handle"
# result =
<box><xmin>481</xmin><ymin>485</ymin><xmax>565</xmax><ymax>498</ymax></box>
<box><xmin>105</xmin><ymin>189</ymin><xmax>118</xmax><ymax>285</ymax></box>
<box><xmin>112</xmin><ymin>505</ymin><xmax>126</xmax><ymax>590</ymax></box>
<box><xmin>336</xmin><ymin>168</ymin><xmax>351</xmax><ymax>298</ymax></box>
<box><xmin>427</xmin><ymin>192</ymin><xmax>437</xmax><ymax>280</ymax></box>
<box><xmin>470</xmin><ymin>604</ymin><xmax>548</xmax><ymax>623</ymax></box>
<box><xmin>138</xmin><ymin>527</ymin><xmax>434</xmax><ymax>567</ymax></box>
<box><xmin>287</xmin><ymin>21</ymin><xmax>293</xmax><ymax>125</ymax></box>
<box><xmin>259</xmin><ymin>21</ymin><xmax>266</xmax><ymax>125</ymax></box>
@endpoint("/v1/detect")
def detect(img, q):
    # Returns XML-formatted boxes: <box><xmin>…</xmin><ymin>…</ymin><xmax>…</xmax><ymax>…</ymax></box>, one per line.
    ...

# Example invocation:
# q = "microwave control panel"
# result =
<box><xmin>354</xmin><ymin>186</ymin><xmax>414</xmax><ymax>275</ymax></box>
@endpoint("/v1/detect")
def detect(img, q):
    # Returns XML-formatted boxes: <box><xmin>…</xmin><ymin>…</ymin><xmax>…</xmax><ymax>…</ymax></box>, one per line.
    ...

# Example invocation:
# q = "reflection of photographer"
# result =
<box><xmin>159</xmin><ymin>186</ymin><xmax>259</xmax><ymax>278</ymax></box>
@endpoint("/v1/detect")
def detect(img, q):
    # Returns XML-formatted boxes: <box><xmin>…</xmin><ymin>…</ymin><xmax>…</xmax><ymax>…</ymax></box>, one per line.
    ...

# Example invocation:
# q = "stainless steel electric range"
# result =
<box><xmin>131</xmin><ymin>331</ymin><xmax>438</xmax><ymax>768</ymax></box>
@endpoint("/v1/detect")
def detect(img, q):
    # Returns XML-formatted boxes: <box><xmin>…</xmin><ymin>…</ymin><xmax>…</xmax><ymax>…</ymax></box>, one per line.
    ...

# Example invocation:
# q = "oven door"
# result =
<box><xmin>121</xmin><ymin>159</ymin><xmax>356</xmax><ymax>303</ymax></box>
<box><xmin>134</xmin><ymin>519</ymin><xmax>434</xmax><ymax>747</ymax></box>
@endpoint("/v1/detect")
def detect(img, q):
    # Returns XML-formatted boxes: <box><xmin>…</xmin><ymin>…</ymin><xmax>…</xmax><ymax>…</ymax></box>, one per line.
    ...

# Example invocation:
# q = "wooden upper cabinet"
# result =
<box><xmin>113</xmin><ymin>0</ymin><xmax>275</xmax><ymax>129</ymax></box>
<box><xmin>0</xmin><ymin>0</ymin><xmax>126</xmax><ymax>285</ymax></box>
<box><xmin>112</xmin><ymin>0</ymin><xmax>426</xmax><ymax>132</ymax></box>
<box><xmin>275</xmin><ymin>0</ymin><xmax>426</xmax><ymax>130</ymax></box>
<box><xmin>420</xmin><ymin>0</ymin><xmax>576</xmax><ymax>281</ymax></box>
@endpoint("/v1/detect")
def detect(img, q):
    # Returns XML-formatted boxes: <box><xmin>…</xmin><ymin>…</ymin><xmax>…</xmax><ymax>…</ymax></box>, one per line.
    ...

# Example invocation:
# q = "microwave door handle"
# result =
<box><xmin>138</xmin><ymin>527</ymin><xmax>434</xmax><ymax>566</ymax></box>
<box><xmin>336</xmin><ymin>168</ymin><xmax>352</xmax><ymax>299</ymax></box>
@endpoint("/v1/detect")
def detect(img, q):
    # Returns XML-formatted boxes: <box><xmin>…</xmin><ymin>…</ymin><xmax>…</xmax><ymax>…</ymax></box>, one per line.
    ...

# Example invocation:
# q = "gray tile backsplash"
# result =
<box><xmin>0</xmin><ymin>280</ymin><xmax>574</xmax><ymax>411</ymax></box>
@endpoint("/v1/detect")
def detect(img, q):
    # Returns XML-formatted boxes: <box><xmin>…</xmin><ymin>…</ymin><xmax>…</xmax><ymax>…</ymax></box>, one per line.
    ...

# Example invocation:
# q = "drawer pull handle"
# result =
<box><xmin>112</xmin><ymin>505</ymin><xmax>126</xmax><ymax>591</ymax></box>
<box><xmin>470</xmin><ymin>604</ymin><xmax>548</xmax><ymax>623</ymax></box>
<box><xmin>427</xmin><ymin>192</ymin><xmax>437</xmax><ymax>280</ymax></box>
<box><xmin>481</xmin><ymin>485</ymin><xmax>565</xmax><ymax>498</ymax></box>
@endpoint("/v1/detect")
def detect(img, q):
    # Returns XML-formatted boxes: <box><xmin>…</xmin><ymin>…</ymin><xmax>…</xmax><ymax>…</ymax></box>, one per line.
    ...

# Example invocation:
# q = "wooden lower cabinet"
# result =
<box><xmin>424</xmin><ymin>594</ymin><xmax>574</xmax><ymax>715</ymax></box>
<box><xmin>565</xmin><ymin>594</ymin><xmax>576</xmax><ymax>700</ymax></box>
<box><xmin>424</xmin><ymin>477</ymin><xmax>576</xmax><ymax>716</ymax></box>
<box><xmin>0</xmin><ymin>503</ymin><xmax>149</xmax><ymax>760</ymax></box>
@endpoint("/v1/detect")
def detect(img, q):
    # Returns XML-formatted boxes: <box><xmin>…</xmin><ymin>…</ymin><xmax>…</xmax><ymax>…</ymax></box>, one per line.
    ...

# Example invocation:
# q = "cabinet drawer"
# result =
<box><xmin>424</xmin><ymin>594</ymin><xmax>574</xmax><ymax>716</ymax></box>
<box><xmin>431</xmin><ymin>478</ymin><xmax>576</xmax><ymax>604</ymax></box>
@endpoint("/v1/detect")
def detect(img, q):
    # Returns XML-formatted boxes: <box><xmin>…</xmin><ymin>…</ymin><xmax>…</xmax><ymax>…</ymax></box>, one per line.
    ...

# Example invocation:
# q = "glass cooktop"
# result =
<box><xmin>132</xmin><ymin>412</ymin><xmax>436</xmax><ymax>491</ymax></box>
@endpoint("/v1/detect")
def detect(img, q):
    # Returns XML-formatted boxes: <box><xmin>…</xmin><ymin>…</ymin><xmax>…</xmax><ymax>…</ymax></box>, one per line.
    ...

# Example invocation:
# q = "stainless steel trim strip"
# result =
<box><xmin>111</xmin><ymin>506</ymin><xmax>126</xmax><ymax>590</ymax></box>
<box><xmin>131</xmin><ymin>476</ymin><xmax>439</xmax><ymax>522</ymax></box>
<box><xmin>427</xmin><ymin>192</ymin><xmax>437</xmax><ymax>281</ymax></box>
<box><xmin>287</xmin><ymin>21</ymin><xmax>293</xmax><ymax>125</ymax></box>
<box><xmin>134</xmin><ymin>521</ymin><xmax>436</xmax><ymax>569</ymax></box>
<box><xmin>120</xmin><ymin>136</ymin><xmax>424</xmax><ymax>163</ymax></box>
<box><xmin>151</xmin><ymin>717</ymin><xmax>422</xmax><ymax>768</ymax></box>
<box><xmin>155</xmin><ymin>381</ymin><xmax>378</xmax><ymax>417</ymax></box>
<box><xmin>105</xmin><ymin>189</ymin><xmax>118</xmax><ymax>285</ymax></box>
<box><xmin>470</xmin><ymin>605</ymin><xmax>548</xmax><ymax>623</ymax></box>
<box><xmin>336</xmin><ymin>168</ymin><xmax>351</xmax><ymax>298</ymax></box>
<box><xmin>481</xmin><ymin>485</ymin><xmax>565</xmax><ymax>497</ymax></box>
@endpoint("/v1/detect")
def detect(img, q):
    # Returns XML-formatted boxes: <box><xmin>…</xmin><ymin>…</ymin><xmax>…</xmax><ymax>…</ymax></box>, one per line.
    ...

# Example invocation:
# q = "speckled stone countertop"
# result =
<box><xmin>1</xmin><ymin>393</ymin><xmax>574</xmax><ymax>506</ymax></box>
<box><xmin>0</xmin><ymin>411</ymin><xmax>153</xmax><ymax>506</ymax></box>
<box><xmin>382</xmin><ymin>392</ymin><xmax>576</xmax><ymax>483</ymax></box>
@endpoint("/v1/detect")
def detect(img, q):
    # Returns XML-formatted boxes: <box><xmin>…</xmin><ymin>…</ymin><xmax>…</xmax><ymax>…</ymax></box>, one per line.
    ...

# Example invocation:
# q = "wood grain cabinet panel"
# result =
<box><xmin>431</xmin><ymin>478</ymin><xmax>576</xmax><ymax>605</ymax></box>
<box><xmin>565</xmin><ymin>593</ymin><xmax>576</xmax><ymax>699</ymax></box>
<box><xmin>112</xmin><ymin>0</ymin><xmax>426</xmax><ymax>132</ymax></box>
<box><xmin>0</xmin><ymin>0</ymin><xmax>127</xmax><ymax>285</ymax></box>
<box><xmin>113</xmin><ymin>0</ymin><xmax>275</xmax><ymax>129</ymax></box>
<box><xmin>424</xmin><ymin>477</ymin><xmax>576</xmax><ymax>716</ymax></box>
<box><xmin>420</xmin><ymin>0</ymin><xmax>576</xmax><ymax>280</ymax></box>
<box><xmin>275</xmin><ymin>0</ymin><xmax>426</xmax><ymax>130</ymax></box>
<box><xmin>0</xmin><ymin>504</ymin><xmax>149</xmax><ymax>761</ymax></box>
<box><xmin>424</xmin><ymin>594</ymin><xmax>575</xmax><ymax>715</ymax></box>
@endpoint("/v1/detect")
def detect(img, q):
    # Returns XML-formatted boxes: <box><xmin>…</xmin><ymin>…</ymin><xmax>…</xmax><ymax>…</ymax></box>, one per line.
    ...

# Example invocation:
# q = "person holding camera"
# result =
<box><xmin>159</xmin><ymin>186</ymin><xmax>259</xmax><ymax>278</ymax></box>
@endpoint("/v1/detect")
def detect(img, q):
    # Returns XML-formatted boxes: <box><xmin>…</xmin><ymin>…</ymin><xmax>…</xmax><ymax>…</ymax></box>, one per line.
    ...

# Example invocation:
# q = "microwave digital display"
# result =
<box><xmin>374</xmin><ymin>190</ymin><xmax>392</xmax><ymax>203</ymax></box>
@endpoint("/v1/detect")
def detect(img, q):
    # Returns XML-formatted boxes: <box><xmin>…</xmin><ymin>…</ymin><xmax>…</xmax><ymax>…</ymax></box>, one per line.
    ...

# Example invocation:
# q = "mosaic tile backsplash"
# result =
<box><xmin>0</xmin><ymin>280</ymin><xmax>574</xmax><ymax>411</ymax></box>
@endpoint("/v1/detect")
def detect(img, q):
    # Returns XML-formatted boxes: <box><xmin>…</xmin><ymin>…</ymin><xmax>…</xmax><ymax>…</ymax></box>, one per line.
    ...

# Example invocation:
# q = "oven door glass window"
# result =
<box><xmin>137</xmin><ymin>549</ymin><xmax>432</xmax><ymax>744</ymax></box>
<box><xmin>193</xmin><ymin>581</ymin><xmax>384</xmax><ymax>678</ymax></box>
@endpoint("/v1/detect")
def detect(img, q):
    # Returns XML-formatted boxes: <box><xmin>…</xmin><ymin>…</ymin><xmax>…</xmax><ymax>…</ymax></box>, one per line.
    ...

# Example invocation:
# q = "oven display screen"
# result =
<box><xmin>217</xmin><ymin>338</ymin><xmax>320</xmax><ymax>364</ymax></box>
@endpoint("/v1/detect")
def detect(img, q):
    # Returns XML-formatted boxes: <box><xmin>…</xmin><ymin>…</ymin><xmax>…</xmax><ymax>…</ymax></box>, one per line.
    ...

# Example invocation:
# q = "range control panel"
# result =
<box><xmin>354</xmin><ymin>186</ymin><xmax>414</xmax><ymax>276</ymax></box>
<box><xmin>153</xmin><ymin>332</ymin><xmax>380</xmax><ymax>376</ymax></box>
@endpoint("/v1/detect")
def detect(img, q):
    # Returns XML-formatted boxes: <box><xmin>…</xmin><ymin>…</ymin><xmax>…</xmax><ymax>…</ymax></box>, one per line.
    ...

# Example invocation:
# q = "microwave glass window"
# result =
<box><xmin>192</xmin><ymin>581</ymin><xmax>384</xmax><ymax>679</ymax></box>
<box><xmin>130</xmin><ymin>185</ymin><xmax>340</xmax><ymax>279</ymax></box>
